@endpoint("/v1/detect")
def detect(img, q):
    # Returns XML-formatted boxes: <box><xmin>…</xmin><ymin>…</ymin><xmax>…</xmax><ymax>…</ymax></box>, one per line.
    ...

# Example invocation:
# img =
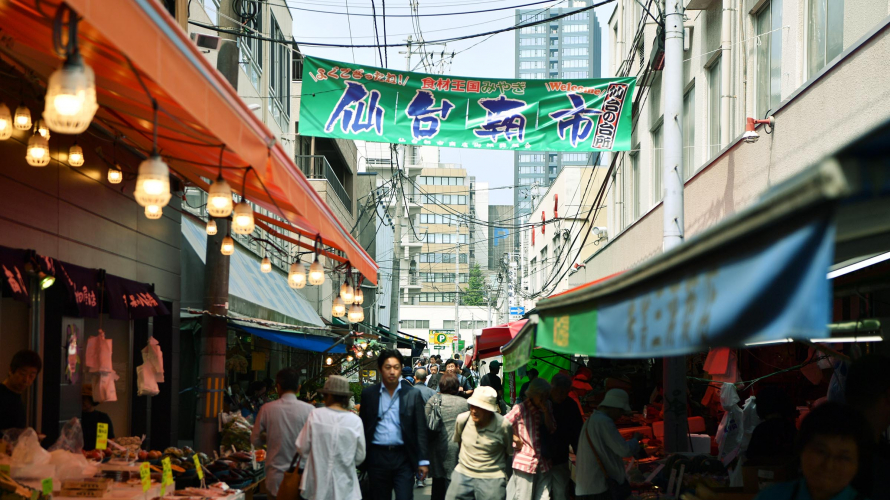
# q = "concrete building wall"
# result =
<box><xmin>575</xmin><ymin>2</ymin><xmax>890</xmax><ymax>286</ymax></box>
<box><xmin>399</xmin><ymin>305</ymin><xmax>494</xmax><ymax>358</ymax></box>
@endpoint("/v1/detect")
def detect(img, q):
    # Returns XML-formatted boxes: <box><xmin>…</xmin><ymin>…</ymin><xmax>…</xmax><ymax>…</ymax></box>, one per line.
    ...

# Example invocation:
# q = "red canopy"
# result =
<box><xmin>473</xmin><ymin>320</ymin><xmax>528</xmax><ymax>362</ymax></box>
<box><xmin>0</xmin><ymin>0</ymin><xmax>377</xmax><ymax>283</ymax></box>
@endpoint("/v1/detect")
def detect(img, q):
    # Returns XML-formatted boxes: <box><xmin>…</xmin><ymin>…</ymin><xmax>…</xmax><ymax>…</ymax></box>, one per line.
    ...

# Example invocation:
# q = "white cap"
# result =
<box><xmin>599</xmin><ymin>389</ymin><xmax>631</xmax><ymax>412</ymax></box>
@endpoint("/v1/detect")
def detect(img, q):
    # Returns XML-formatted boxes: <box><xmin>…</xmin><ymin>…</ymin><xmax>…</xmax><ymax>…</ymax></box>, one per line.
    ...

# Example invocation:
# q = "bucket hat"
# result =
<box><xmin>319</xmin><ymin>375</ymin><xmax>352</xmax><ymax>396</ymax></box>
<box><xmin>467</xmin><ymin>386</ymin><xmax>500</xmax><ymax>413</ymax></box>
<box><xmin>599</xmin><ymin>388</ymin><xmax>632</xmax><ymax>412</ymax></box>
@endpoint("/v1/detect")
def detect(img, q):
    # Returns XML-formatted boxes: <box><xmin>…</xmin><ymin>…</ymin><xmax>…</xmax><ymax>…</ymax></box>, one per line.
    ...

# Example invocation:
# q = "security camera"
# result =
<box><xmin>744</xmin><ymin>116</ymin><xmax>775</xmax><ymax>144</ymax></box>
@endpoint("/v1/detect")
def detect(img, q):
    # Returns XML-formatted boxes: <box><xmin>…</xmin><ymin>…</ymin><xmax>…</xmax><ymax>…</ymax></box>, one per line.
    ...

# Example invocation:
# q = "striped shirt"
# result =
<box><xmin>505</xmin><ymin>400</ymin><xmax>551</xmax><ymax>474</ymax></box>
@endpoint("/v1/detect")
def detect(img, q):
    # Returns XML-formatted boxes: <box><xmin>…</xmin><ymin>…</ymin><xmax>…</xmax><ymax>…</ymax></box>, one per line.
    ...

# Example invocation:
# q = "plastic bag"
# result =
<box><xmin>11</xmin><ymin>428</ymin><xmax>50</xmax><ymax>466</ymax></box>
<box><xmin>716</xmin><ymin>383</ymin><xmax>744</xmax><ymax>461</ymax></box>
<box><xmin>91</xmin><ymin>371</ymin><xmax>119</xmax><ymax>403</ymax></box>
<box><xmin>48</xmin><ymin>418</ymin><xmax>85</xmax><ymax>453</ymax></box>
<box><xmin>142</xmin><ymin>337</ymin><xmax>165</xmax><ymax>383</ymax></box>
<box><xmin>49</xmin><ymin>449</ymin><xmax>99</xmax><ymax>480</ymax></box>
<box><xmin>137</xmin><ymin>364</ymin><xmax>159</xmax><ymax>397</ymax></box>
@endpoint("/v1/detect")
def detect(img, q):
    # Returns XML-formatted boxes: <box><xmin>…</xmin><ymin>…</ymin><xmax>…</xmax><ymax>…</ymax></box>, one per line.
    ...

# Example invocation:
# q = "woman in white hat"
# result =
<box><xmin>295</xmin><ymin>375</ymin><xmax>366</xmax><ymax>500</ymax></box>
<box><xmin>575</xmin><ymin>389</ymin><xmax>642</xmax><ymax>500</ymax></box>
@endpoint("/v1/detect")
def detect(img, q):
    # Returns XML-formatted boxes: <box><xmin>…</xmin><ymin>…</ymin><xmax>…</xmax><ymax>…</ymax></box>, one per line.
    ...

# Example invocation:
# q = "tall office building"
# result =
<box><xmin>513</xmin><ymin>1</ymin><xmax>603</xmax><ymax>224</ymax></box>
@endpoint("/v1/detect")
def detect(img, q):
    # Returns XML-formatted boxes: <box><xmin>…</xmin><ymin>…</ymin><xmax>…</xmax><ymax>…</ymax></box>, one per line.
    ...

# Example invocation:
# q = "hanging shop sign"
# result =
<box><xmin>0</xmin><ymin>246</ymin><xmax>31</xmax><ymax>302</ymax></box>
<box><xmin>57</xmin><ymin>261</ymin><xmax>101</xmax><ymax>318</ymax></box>
<box><xmin>300</xmin><ymin>56</ymin><xmax>636</xmax><ymax>153</ymax></box>
<box><xmin>105</xmin><ymin>275</ymin><xmax>170</xmax><ymax>320</ymax></box>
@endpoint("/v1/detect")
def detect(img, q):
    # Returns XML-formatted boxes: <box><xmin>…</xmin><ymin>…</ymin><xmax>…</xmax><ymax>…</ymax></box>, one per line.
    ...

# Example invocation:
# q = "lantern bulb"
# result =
<box><xmin>134</xmin><ymin>155</ymin><xmax>171</xmax><ymax>208</ymax></box>
<box><xmin>206</xmin><ymin>219</ymin><xmax>218</xmax><ymax>235</ymax></box>
<box><xmin>108</xmin><ymin>167</ymin><xmax>123</xmax><ymax>184</ymax></box>
<box><xmin>68</xmin><ymin>143</ymin><xmax>84</xmax><ymax>167</ymax></box>
<box><xmin>348</xmin><ymin>304</ymin><xmax>364</xmax><ymax>323</ymax></box>
<box><xmin>288</xmin><ymin>262</ymin><xmax>307</xmax><ymax>289</ymax></box>
<box><xmin>332</xmin><ymin>297</ymin><xmax>346</xmax><ymax>318</ymax></box>
<box><xmin>14</xmin><ymin>104</ymin><xmax>31</xmax><ymax>130</ymax></box>
<box><xmin>309</xmin><ymin>258</ymin><xmax>325</xmax><ymax>285</ymax></box>
<box><xmin>43</xmin><ymin>54</ymin><xmax>98</xmax><ymax>134</ymax></box>
<box><xmin>145</xmin><ymin>205</ymin><xmax>162</xmax><ymax>219</ymax></box>
<box><xmin>232</xmin><ymin>202</ymin><xmax>255</xmax><ymax>235</ymax></box>
<box><xmin>207</xmin><ymin>177</ymin><xmax>233</xmax><ymax>217</ymax></box>
<box><xmin>221</xmin><ymin>236</ymin><xmax>235</xmax><ymax>256</ymax></box>
<box><xmin>325</xmin><ymin>357</ymin><xmax>333</xmax><ymax>366</ymax></box>
<box><xmin>0</xmin><ymin>103</ymin><xmax>11</xmax><ymax>140</ymax></box>
<box><xmin>340</xmin><ymin>282</ymin><xmax>355</xmax><ymax>304</ymax></box>
<box><xmin>26</xmin><ymin>132</ymin><xmax>50</xmax><ymax>167</ymax></box>
<box><xmin>261</xmin><ymin>257</ymin><xmax>272</xmax><ymax>273</ymax></box>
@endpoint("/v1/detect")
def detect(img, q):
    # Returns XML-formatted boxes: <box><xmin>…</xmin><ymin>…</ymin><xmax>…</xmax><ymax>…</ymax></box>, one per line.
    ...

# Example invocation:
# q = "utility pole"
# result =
<box><xmin>454</xmin><ymin>222</ymin><xmax>461</xmax><ymax>355</ymax></box>
<box><xmin>662</xmin><ymin>0</ymin><xmax>689</xmax><ymax>453</ymax></box>
<box><xmin>195</xmin><ymin>217</ymin><xmax>230</xmax><ymax>453</ymax></box>
<box><xmin>388</xmin><ymin>179</ymin><xmax>401</xmax><ymax>344</ymax></box>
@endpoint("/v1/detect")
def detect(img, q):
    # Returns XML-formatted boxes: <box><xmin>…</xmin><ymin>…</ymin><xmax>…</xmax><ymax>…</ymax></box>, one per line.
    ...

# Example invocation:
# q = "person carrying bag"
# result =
<box><xmin>276</xmin><ymin>452</ymin><xmax>302</xmax><ymax>500</ymax></box>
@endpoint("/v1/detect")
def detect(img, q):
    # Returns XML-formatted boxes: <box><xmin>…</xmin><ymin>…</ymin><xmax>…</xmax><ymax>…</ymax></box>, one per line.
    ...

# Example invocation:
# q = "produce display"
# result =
<box><xmin>219</xmin><ymin>417</ymin><xmax>252</xmax><ymax>452</ymax></box>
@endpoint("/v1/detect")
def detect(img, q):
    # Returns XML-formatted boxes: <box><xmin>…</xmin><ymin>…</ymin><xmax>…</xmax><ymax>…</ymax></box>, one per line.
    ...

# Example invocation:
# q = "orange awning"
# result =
<box><xmin>0</xmin><ymin>0</ymin><xmax>377</xmax><ymax>284</ymax></box>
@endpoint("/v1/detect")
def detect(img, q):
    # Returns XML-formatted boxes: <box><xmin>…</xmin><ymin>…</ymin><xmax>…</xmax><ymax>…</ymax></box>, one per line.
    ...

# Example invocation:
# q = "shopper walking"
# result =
<box><xmin>442</xmin><ymin>359</ymin><xmax>474</xmax><ymax>397</ymax></box>
<box><xmin>549</xmin><ymin>374</ymin><xmax>583</xmax><ymax>500</ymax></box>
<box><xmin>251</xmin><ymin>368</ymin><xmax>314</xmax><ymax>500</ymax></box>
<box><xmin>480</xmin><ymin>361</ymin><xmax>506</xmax><ymax>414</ymax></box>
<box><xmin>518</xmin><ymin>369</ymin><xmax>538</xmax><ymax>403</ymax></box>
<box><xmin>427</xmin><ymin>363</ymin><xmax>442</xmax><ymax>388</ymax></box>
<box><xmin>0</xmin><ymin>350</ymin><xmax>41</xmax><ymax>433</ymax></box>
<box><xmin>575</xmin><ymin>389</ymin><xmax>641</xmax><ymax>500</ymax></box>
<box><xmin>414</xmin><ymin>369</ymin><xmax>437</xmax><ymax>404</ymax></box>
<box><xmin>359</xmin><ymin>349</ymin><xmax>429</xmax><ymax>500</ymax></box>
<box><xmin>445</xmin><ymin>386</ymin><xmax>519</xmax><ymax>500</ymax></box>
<box><xmin>426</xmin><ymin>374</ymin><xmax>470</xmax><ymax>500</ymax></box>
<box><xmin>295</xmin><ymin>375</ymin><xmax>365</xmax><ymax>500</ymax></box>
<box><xmin>505</xmin><ymin>378</ymin><xmax>556</xmax><ymax>500</ymax></box>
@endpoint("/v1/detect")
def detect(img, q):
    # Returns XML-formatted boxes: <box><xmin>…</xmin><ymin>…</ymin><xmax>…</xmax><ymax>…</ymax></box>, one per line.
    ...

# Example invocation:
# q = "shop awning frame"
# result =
<box><xmin>0</xmin><ymin>0</ymin><xmax>377</xmax><ymax>284</ymax></box>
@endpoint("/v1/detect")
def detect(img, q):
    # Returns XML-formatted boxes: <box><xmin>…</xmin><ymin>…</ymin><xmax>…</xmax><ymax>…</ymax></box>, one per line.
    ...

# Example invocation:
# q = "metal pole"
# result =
<box><xmin>454</xmin><ymin>223</ymin><xmax>460</xmax><ymax>356</ymax></box>
<box><xmin>662</xmin><ymin>0</ymin><xmax>689</xmax><ymax>454</ymax></box>
<box><xmin>195</xmin><ymin>218</ymin><xmax>231</xmax><ymax>454</ymax></box>
<box><xmin>388</xmin><ymin>183</ymin><xmax>402</xmax><ymax>344</ymax></box>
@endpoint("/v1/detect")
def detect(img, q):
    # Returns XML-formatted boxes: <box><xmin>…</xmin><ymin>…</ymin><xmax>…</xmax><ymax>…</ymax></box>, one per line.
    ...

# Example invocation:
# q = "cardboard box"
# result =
<box><xmin>60</xmin><ymin>479</ymin><xmax>113</xmax><ymax>491</ymax></box>
<box><xmin>59</xmin><ymin>489</ymin><xmax>107</xmax><ymax>498</ymax></box>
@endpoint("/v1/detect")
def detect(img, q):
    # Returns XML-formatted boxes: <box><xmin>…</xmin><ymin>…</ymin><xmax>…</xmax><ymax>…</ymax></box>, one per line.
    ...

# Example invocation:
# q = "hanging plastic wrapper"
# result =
<box><xmin>85</xmin><ymin>330</ymin><xmax>118</xmax><ymax>402</ymax></box>
<box><xmin>137</xmin><ymin>337</ymin><xmax>165</xmax><ymax>396</ymax></box>
<box><xmin>715</xmin><ymin>382</ymin><xmax>744</xmax><ymax>462</ymax></box>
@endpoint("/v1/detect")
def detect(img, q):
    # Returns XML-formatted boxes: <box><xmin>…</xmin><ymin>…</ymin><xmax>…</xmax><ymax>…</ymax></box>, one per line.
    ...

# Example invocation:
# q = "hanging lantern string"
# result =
<box><xmin>51</xmin><ymin>4</ymin><xmax>78</xmax><ymax>58</ymax></box>
<box><xmin>218</xmin><ymin>143</ymin><xmax>226</xmax><ymax>178</ymax></box>
<box><xmin>241</xmin><ymin>166</ymin><xmax>255</xmax><ymax>199</ymax></box>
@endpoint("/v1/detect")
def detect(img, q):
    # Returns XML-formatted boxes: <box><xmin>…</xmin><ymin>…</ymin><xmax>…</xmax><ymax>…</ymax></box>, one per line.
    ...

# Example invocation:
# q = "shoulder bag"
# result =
<box><xmin>428</xmin><ymin>394</ymin><xmax>444</xmax><ymax>432</ymax></box>
<box><xmin>584</xmin><ymin>423</ymin><xmax>629</xmax><ymax>500</ymax></box>
<box><xmin>276</xmin><ymin>451</ymin><xmax>302</xmax><ymax>500</ymax></box>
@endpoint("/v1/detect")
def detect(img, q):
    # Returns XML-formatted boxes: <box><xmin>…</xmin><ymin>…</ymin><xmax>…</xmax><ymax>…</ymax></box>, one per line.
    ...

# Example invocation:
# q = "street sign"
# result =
<box><xmin>510</xmin><ymin>307</ymin><xmax>525</xmax><ymax>315</ymax></box>
<box><xmin>429</xmin><ymin>330</ymin><xmax>455</xmax><ymax>345</ymax></box>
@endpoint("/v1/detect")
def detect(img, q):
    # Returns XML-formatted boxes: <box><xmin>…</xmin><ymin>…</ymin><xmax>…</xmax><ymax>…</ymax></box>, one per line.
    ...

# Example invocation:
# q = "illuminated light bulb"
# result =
<box><xmin>232</xmin><ymin>202</ymin><xmax>254</xmax><ymax>235</ymax></box>
<box><xmin>0</xmin><ymin>103</ymin><xmax>11</xmax><ymax>140</ymax></box>
<box><xmin>36</xmin><ymin>120</ymin><xmax>50</xmax><ymax>140</ymax></box>
<box><xmin>325</xmin><ymin>357</ymin><xmax>333</xmax><ymax>366</ymax></box>
<box><xmin>43</xmin><ymin>52</ymin><xmax>98</xmax><ymax>134</ymax></box>
<box><xmin>68</xmin><ymin>143</ymin><xmax>84</xmax><ymax>167</ymax></box>
<box><xmin>206</xmin><ymin>219</ymin><xmax>218</xmax><ymax>235</ymax></box>
<box><xmin>340</xmin><ymin>281</ymin><xmax>355</xmax><ymax>305</ymax></box>
<box><xmin>356</xmin><ymin>350</ymin><xmax>364</xmax><ymax>358</ymax></box>
<box><xmin>134</xmin><ymin>155</ymin><xmax>171</xmax><ymax>208</ymax></box>
<box><xmin>288</xmin><ymin>262</ymin><xmax>306</xmax><ymax>289</ymax></box>
<box><xmin>347</xmin><ymin>355</ymin><xmax>354</xmax><ymax>362</ymax></box>
<box><xmin>332</xmin><ymin>297</ymin><xmax>346</xmax><ymax>318</ymax></box>
<box><xmin>206</xmin><ymin>176</ymin><xmax>233</xmax><ymax>217</ymax></box>
<box><xmin>221</xmin><ymin>236</ymin><xmax>235</xmax><ymax>256</ymax></box>
<box><xmin>260</xmin><ymin>257</ymin><xmax>272</xmax><ymax>273</ymax></box>
<box><xmin>26</xmin><ymin>132</ymin><xmax>50</xmax><ymax>167</ymax></box>
<box><xmin>308</xmin><ymin>258</ymin><xmax>325</xmax><ymax>286</ymax></box>
<box><xmin>107</xmin><ymin>167</ymin><xmax>123</xmax><ymax>184</ymax></box>
<box><xmin>144</xmin><ymin>204</ymin><xmax>162</xmax><ymax>219</ymax></box>
<box><xmin>14</xmin><ymin>104</ymin><xmax>31</xmax><ymax>130</ymax></box>
<box><xmin>348</xmin><ymin>304</ymin><xmax>364</xmax><ymax>323</ymax></box>
<box><xmin>354</xmin><ymin>287</ymin><xmax>364</xmax><ymax>305</ymax></box>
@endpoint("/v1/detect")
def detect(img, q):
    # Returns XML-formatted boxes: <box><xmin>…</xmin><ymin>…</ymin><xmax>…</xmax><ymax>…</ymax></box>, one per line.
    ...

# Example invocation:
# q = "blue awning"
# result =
<box><xmin>234</xmin><ymin>324</ymin><xmax>346</xmax><ymax>353</ymax></box>
<box><xmin>182</xmin><ymin>217</ymin><xmax>323</xmax><ymax>327</ymax></box>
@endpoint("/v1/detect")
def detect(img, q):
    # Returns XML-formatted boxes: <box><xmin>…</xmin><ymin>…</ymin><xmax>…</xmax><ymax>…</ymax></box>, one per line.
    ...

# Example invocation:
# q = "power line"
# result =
<box><xmin>275</xmin><ymin>0</ymin><xmax>558</xmax><ymax>17</ymax></box>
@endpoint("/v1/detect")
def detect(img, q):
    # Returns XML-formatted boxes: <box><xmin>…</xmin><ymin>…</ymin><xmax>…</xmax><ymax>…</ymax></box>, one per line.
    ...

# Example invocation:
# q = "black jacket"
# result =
<box><xmin>359</xmin><ymin>382</ymin><xmax>429</xmax><ymax>472</ymax></box>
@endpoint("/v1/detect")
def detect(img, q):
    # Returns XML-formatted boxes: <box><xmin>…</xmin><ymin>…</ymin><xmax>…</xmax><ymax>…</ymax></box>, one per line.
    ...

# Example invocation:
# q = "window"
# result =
<box><xmin>520</xmin><ymin>61</ymin><xmax>545</xmax><ymax>69</ymax></box>
<box><xmin>401</xmin><ymin>320</ymin><xmax>430</xmax><ymax>329</ymax></box>
<box><xmin>519</xmin><ymin>49</ymin><xmax>547</xmax><ymax>58</ymax></box>
<box><xmin>565</xmin><ymin>11</ymin><xmax>588</xmax><ymax>21</ymax></box>
<box><xmin>548</xmin><ymin>154</ymin><xmax>558</xmax><ymax>163</ymax></box>
<box><xmin>238</xmin><ymin>9</ymin><xmax>263</xmax><ymax>89</ymax></box>
<box><xmin>563</xmin><ymin>48</ymin><xmax>588</xmax><ymax>56</ymax></box>
<box><xmin>708</xmin><ymin>59</ymin><xmax>722</xmax><ymax>158</ymax></box>
<box><xmin>521</xmin><ymin>72</ymin><xmax>547</xmax><ymax>79</ymax></box>
<box><xmin>519</xmin><ymin>166</ymin><xmax>544</xmax><ymax>174</ymax></box>
<box><xmin>562</xmin><ymin>71</ymin><xmax>589</xmax><ymax>78</ymax></box>
<box><xmin>562</xmin><ymin>59</ymin><xmax>587</xmax><ymax>68</ymax></box>
<box><xmin>682</xmin><ymin>87</ymin><xmax>696</xmax><ymax>179</ymax></box>
<box><xmin>519</xmin><ymin>37</ymin><xmax>545</xmax><ymax>46</ymax></box>
<box><xmin>203</xmin><ymin>0</ymin><xmax>219</xmax><ymax>24</ymax></box>
<box><xmin>550</xmin><ymin>38</ymin><xmax>559</xmax><ymax>47</ymax></box>
<box><xmin>291</xmin><ymin>56</ymin><xmax>303</xmax><ymax>82</ymax></box>
<box><xmin>562</xmin><ymin>153</ymin><xmax>587</xmax><ymax>162</ymax></box>
<box><xmin>562</xmin><ymin>24</ymin><xmax>588</xmax><ymax>33</ymax></box>
<box><xmin>756</xmin><ymin>0</ymin><xmax>783</xmax><ymax>118</ymax></box>
<box><xmin>564</xmin><ymin>36</ymin><xmax>588</xmax><ymax>45</ymax></box>
<box><xmin>269</xmin><ymin>17</ymin><xmax>290</xmax><ymax>130</ymax></box>
<box><xmin>520</xmin><ymin>12</ymin><xmax>545</xmax><ymax>23</ymax></box>
<box><xmin>520</xmin><ymin>25</ymin><xmax>546</xmax><ymax>34</ymax></box>
<box><xmin>443</xmin><ymin>320</ymin><xmax>455</xmax><ymax>329</ymax></box>
<box><xmin>651</xmin><ymin>124</ymin><xmax>663</xmax><ymax>203</ymax></box>
<box><xmin>518</xmin><ymin>154</ymin><xmax>544</xmax><ymax>162</ymax></box>
<box><xmin>807</xmin><ymin>0</ymin><xmax>843</xmax><ymax>78</ymax></box>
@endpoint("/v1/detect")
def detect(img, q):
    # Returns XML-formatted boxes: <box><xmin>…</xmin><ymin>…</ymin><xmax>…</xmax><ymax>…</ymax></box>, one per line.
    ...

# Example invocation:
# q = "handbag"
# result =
<box><xmin>276</xmin><ymin>451</ymin><xmax>302</xmax><ymax>500</ymax></box>
<box><xmin>427</xmin><ymin>394</ymin><xmax>444</xmax><ymax>432</ymax></box>
<box><xmin>584</xmin><ymin>424</ymin><xmax>627</xmax><ymax>500</ymax></box>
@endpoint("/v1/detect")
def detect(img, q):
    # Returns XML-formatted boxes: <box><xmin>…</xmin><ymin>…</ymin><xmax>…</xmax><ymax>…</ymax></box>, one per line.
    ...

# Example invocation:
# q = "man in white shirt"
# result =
<box><xmin>575</xmin><ymin>389</ymin><xmax>641</xmax><ymax>500</ymax></box>
<box><xmin>250</xmin><ymin>368</ymin><xmax>314</xmax><ymax>500</ymax></box>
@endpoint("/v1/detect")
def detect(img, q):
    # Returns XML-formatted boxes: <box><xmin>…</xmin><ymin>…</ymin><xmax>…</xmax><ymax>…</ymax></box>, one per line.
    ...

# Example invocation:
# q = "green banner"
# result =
<box><xmin>537</xmin><ymin>308</ymin><xmax>598</xmax><ymax>355</ymax></box>
<box><xmin>300</xmin><ymin>56</ymin><xmax>636</xmax><ymax>153</ymax></box>
<box><xmin>502</xmin><ymin>325</ymin><xmax>534</xmax><ymax>373</ymax></box>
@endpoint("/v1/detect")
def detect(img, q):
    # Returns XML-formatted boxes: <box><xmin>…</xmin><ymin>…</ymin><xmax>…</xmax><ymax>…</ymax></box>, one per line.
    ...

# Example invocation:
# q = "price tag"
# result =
<box><xmin>42</xmin><ymin>478</ymin><xmax>53</xmax><ymax>496</ymax></box>
<box><xmin>161</xmin><ymin>457</ymin><xmax>173</xmax><ymax>486</ymax></box>
<box><xmin>140</xmin><ymin>462</ymin><xmax>151</xmax><ymax>493</ymax></box>
<box><xmin>193</xmin><ymin>454</ymin><xmax>204</xmax><ymax>481</ymax></box>
<box><xmin>250</xmin><ymin>446</ymin><xmax>257</xmax><ymax>471</ymax></box>
<box><xmin>96</xmin><ymin>423</ymin><xmax>108</xmax><ymax>450</ymax></box>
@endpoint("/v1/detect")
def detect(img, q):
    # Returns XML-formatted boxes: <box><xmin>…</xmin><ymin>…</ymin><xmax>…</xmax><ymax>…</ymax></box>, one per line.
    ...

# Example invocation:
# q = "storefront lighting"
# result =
<box><xmin>36</xmin><ymin>120</ymin><xmax>50</xmax><ymax>140</ymax></box>
<box><xmin>347</xmin><ymin>304</ymin><xmax>364</xmax><ymax>323</ymax></box>
<box><xmin>134</xmin><ymin>155</ymin><xmax>171</xmax><ymax>208</ymax></box>
<box><xmin>354</xmin><ymin>287</ymin><xmax>364</xmax><ymax>305</ymax></box>
<box><xmin>309</xmin><ymin>258</ymin><xmax>325</xmax><ymax>285</ymax></box>
<box><xmin>347</xmin><ymin>355</ymin><xmax>354</xmax><ymax>362</ymax></box>
<box><xmin>221</xmin><ymin>235</ymin><xmax>235</xmax><ymax>256</ymax></box>
<box><xmin>26</xmin><ymin>130</ymin><xmax>50</xmax><ymax>167</ymax></box>
<box><xmin>39</xmin><ymin>272</ymin><xmax>55</xmax><ymax>290</ymax></box>
<box><xmin>332</xmin><ymin>296</ymin><xmax>346</xmax><ymax>317</ymax></box>
<box><xmin>325</xmin><ymin>357</ymin><xmax>333</xmax><ymax>366</ymax></box>
<box><xmin>260</xmin><ymin>257</ymin><xmax>272</xmax><ymax>273</ymax></box>
<box><xmin>67</xmin><ymin>142</ymin><xmax>84</xmax><ymax>167</ymax></box>
<box><xmin>43</xmin><ymin>10</ymin><xmax>98</xmax><ymax>134</ymax></box>
<box><xmin>0</xmin><ymin>103</ymin><xmax>12</xmax><ymax>140</ymax></box>
<box><xmin>356</xmin><ymin>350</ymin><xmax>364</xmax><ymax>359</ymax></box>
<box><xmin>340</xmin><ymin>280</ymin><xmax>355</xmax><ymax>305</ymax></box>
<box><xmin>107</xmin><ymin>167</ymin><xmax>123</xmax><ymax>184</ymax></box>
<box><xmin>144</xmin><ymin>204</ymin><xmax>162</xmax><ymax>219</ymax></box>
<box><xmin>809</xmin><ymin>336</ymin><xmax>883</xmax><ymax>343</ymax></box>
<box><xmin>207</xmin><ymin>176</ymin><xmax>233</xmax><ymax>218</ymax></box>
<box><xmin>288</xmin><ymin>262</ymin><xmax>306</xmax><ymax>289</ymax></box>
<box><xmin>206</xmin><ymin>219</ymin><xmax>218</xmax><ymax>235</ymax></box>
<box><xmin>232</xmin><ymin>202</ymin><xmax>254</xmax><ymax>235</ymax></box>
<box><xmin>744</xmin><ymin>338</ymin><xmax>794</xmax><ymax>347</ymax></box>
<box><xmin>14</xmin><ymin>104</ymin><xmax>31</xmax><ymax>130</ymax></box>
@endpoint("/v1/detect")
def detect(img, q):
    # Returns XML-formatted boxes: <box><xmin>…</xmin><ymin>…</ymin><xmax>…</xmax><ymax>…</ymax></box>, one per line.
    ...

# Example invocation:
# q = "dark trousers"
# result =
<box><xmin>367</xmin><ymin>445</ymin><xmax>415</xmax><ymax>500</ymax></box>
<box><xmin>432</xmin><ymin>477</ymin><xmax>450</xmax><ymax>500</ymax></box>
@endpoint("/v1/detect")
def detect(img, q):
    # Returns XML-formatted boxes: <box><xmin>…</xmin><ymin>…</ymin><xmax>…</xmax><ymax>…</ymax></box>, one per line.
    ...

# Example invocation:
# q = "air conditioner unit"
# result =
<box><xmin>190</xmin><ymin>32</ymin><xmax>222</xmax><ymax>51</ymax></box>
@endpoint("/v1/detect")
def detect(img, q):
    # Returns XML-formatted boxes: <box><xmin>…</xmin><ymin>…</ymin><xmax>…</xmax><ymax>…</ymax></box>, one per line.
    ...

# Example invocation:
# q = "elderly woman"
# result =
<box><xmin>505</xmin><ymin>377</ymin><xmax>556</xmax><ymax>500</ymax></box>
<box><xmin>426</xmin><ymin>373</ymin><xmax>470</xmax><ymax>500</ymax></box>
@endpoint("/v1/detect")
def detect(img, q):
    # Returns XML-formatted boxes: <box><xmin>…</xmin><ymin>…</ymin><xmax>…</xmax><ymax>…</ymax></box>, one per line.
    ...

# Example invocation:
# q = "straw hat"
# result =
<box><xmin>599</xmin><ymin>388</ymin><xmax>632</xmax><ymax>412</ymax></box>
<box><xmin>81</xmin><ymin>384</ymin><xmax>94</xmax><ymax>398</ymax></box>
<box><xmin>467</xmin><ymin>386</ymin><xmax>500</xmax><ymax>413</ymax></box>
<box><xmin>319</xmin><ymin>375</ymin><xmax>352</xmax><ymax>396</ymax></box>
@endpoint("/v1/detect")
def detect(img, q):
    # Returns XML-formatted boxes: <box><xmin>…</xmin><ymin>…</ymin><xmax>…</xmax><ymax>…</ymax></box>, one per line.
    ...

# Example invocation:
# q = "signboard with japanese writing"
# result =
<box><xmin>300</xmin><ymin>56</ymin><xmax>636</xmax><ymax>153</ymax></box>
<box><xmin>429</xmin><ymin>330</ymin><xmax>454</xmax><ymax>345</ymax></box>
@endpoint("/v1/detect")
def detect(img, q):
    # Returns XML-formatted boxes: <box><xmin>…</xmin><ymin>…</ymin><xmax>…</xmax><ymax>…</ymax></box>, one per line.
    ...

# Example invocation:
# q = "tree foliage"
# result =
<box><xmin>461</xmin><ymin>263</ymin><xmax>486</xmax><ymax>306</ymax></box>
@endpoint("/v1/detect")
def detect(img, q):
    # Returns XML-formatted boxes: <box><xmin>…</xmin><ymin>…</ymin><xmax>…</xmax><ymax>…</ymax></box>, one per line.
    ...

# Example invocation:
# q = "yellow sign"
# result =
<box><xmin>41</xmin><ymin>478</ymin><xmax>53</xmax><ymax>496</ymax></box>
<box><xmin>161</xmin><ymin>457</ymin><xmax>173</xmax><ymax>486</ymax></box>
<box><xmin>429</xmin><ymin>330</ymin><xmax>454</xmax><ymax>345</ymax></box>
<box><xmin>96</xmin><ymin>423</ymin><xmax>108</xmax><ymax>450</ymax></box>
<box><xmin>140</xmin><ymin>462</ymin><xmax>151</xmax><ymax>493</ymax></box>
<box><xmin>193</xmin><ymin>454</ymin><xmax>204</xmax><ymax>481</ymax></box>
